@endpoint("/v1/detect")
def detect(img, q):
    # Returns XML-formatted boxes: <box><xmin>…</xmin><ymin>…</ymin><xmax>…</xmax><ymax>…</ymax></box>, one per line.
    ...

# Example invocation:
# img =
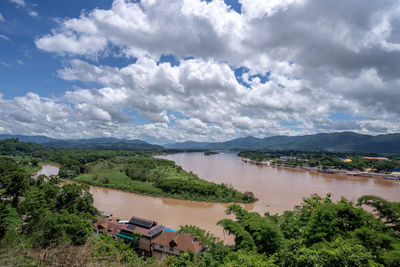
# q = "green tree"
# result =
<box><xmin>358</xmin><ymin>195</ymin><xmax>400</xmax><ymax>233</ymax></box>
<box><xmin>4</xmin><ymin>168</ymin><xmax>29</xmax><ymax>207</ymax></box>
<box><xmin>218</xmin><ymin>204</ymin><xmax>283</xmax><ymax>255</ymax></box>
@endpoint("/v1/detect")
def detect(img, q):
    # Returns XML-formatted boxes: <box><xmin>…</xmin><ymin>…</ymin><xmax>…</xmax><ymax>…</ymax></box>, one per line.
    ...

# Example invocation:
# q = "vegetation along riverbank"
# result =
<box><xmin>239</xmin><ymin>150</ymin><xmax>400</xmax><ymax>179</ymax></box>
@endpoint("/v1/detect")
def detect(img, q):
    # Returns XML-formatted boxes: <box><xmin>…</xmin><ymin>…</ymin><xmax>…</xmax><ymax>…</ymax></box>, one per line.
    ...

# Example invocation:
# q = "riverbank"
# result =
<box><xmin>240</xmin><ymin>157</ymin><xmax>400</xmax><ymax>180</ymax></box>
<box><xmin>73</xmin><ymin>178</ymin><xmax>256</xmax><ymax>204</ymax></box>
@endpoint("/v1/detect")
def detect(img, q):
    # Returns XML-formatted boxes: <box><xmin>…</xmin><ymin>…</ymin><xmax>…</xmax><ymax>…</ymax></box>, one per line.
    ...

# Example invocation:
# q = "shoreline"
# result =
<box><xmin>240</xmin><ymin>157</ymin><xmax>400</xmax><ymax>180</ymax></box>
<box><xmin>70</xmin><ymin>178</ymin><xmax>258</xmax><ymax>205</ymax></box>
<box><xmin>67</xmin><ymin>179</ymin><xmax>257</xmax><ymax>207</ymax></box>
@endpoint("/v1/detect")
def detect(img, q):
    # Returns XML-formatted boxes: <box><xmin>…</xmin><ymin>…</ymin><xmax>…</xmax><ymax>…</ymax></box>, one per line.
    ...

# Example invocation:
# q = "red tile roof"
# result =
<box><xmin>152</xmin><ymin>231</ymin><xmax>204</xmax><ymax>254</ymax></box>
<box><xmin>364</xmin><ymin>157</ymin><xmax>389</xmax><ymax>160</ymax></box>
<box><xmin>95</xmin><ymin>219</ymin><xmax>124</xmax><ymax>236</ymax></box>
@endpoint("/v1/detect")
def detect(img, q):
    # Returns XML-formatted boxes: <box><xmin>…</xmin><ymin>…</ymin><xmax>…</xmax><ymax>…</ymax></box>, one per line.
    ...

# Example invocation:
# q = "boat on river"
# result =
<box><xmin>384</xmin><ymin>176</ymin><xmax>400</xmax><ymax>181</ymax></box>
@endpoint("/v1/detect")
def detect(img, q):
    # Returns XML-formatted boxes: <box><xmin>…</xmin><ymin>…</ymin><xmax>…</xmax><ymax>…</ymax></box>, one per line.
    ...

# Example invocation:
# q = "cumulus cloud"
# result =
<box><xmin>3</xmin><ymin>0</ymin><xmax>400</xmax><ymax>142</ymax></box>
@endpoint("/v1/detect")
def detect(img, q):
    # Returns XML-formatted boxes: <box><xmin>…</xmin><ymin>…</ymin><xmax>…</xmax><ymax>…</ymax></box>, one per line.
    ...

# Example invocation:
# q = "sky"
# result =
<box><xmin>0</xmin><ymin>0</ymin><xmax>400</xmax><ymax>144</ymax></box>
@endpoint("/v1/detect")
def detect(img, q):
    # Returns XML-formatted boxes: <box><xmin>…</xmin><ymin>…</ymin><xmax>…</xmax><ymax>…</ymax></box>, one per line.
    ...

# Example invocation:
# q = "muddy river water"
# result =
<box><xmin>41</xmin><ymin>152</ymin><xmax>400</xmax><ymax>243</ymax></box>
<box><xmin>34</xmin><ymin>163</ymin><xmax>60</xmax><ymax>178</ymax></box>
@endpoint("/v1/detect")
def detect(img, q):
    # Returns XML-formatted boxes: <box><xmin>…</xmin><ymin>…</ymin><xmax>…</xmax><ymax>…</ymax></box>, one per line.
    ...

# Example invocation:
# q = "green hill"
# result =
<box><xmin>165</xmin><ymin>132</ymin><xmax>400</xmax><ymax>153</ymax></box>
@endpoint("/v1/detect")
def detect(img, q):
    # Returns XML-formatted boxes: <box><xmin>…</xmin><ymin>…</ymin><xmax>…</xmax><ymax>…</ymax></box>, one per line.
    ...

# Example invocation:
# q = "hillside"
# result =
<box><xmin>0</xmin><ymin>134</ymin><xmax>57</xmax><ymax>144</ymax></box>
<box><xmin>0</xmin><ymin>135</ymin><xmax>163</xmax><ymax>150</ymax></box>
<box><xmin>165</xmin><ymin>132</ymin><xmax>400</xmax><ymax>153</ymax></box>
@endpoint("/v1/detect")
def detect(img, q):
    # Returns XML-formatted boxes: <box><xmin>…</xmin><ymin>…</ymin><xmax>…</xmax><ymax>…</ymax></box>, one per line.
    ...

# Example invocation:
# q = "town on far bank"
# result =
<box><xmin>238</xmin><ymin>150</ymin><xmax>400</xmax><ymax>180</ymax></box>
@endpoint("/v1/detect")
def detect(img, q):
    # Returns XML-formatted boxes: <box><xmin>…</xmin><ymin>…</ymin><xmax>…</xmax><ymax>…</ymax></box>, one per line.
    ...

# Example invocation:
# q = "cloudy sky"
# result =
<box><xmin>0</xmin><ymin>0</ymin><xmax>400</xmax><ymax>143</ymax></box>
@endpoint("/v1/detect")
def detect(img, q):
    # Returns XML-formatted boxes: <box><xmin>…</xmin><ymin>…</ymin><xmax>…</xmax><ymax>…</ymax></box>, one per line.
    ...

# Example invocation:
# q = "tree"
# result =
<box><xmin>277</xmin><ymin>238</ymin><xmax>377</xmax><ymax>267</ymax></box>
<box><xmin>358</xmin><ymin>195</ymin><xmax>400</xmax><ymax>233</ymax></box>
<box><xmin>179</xmin><ymin>225</ymin><xmax>221</xmax><ymax>248</ymax></box>
<box><xmin>217</xmin><ymin>204</ymin><xmax>283</xmax><ymax>255</ymax></box>
<box><xmin>4</xmin><ymin>168</ymin><xmax>29</xmax><ymax>207</ymax></box>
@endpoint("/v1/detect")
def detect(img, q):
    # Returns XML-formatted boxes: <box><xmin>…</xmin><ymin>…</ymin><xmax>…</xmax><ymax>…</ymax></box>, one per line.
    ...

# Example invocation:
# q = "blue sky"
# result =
<box><xmin>0</xmin><ymin>0</ymin><xmax>399</xmax><ymax>142</ymax></box>
<box><xmin>0</xmin><ymin>0</ymin><xmax>113</xmax><ymax>98</ymax></box>
<box><xmin>0</xmin><ymin>0</ymin><xmax>242</xmax><ymax>98</ymax></box>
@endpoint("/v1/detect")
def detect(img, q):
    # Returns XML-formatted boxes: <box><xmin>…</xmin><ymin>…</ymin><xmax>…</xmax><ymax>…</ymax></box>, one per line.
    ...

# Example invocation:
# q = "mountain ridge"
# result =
<box><xmin>0</xmin><ymin>134</ymin><xmax>163</xmax><ymax>150</ymax></box>
<box><xmin>3</xmin><ymin>132</ymin><xmax>400</xmax><ymax>153</ymax></box>
<box><xmin>164</xmin><ymin>132</ymin><xmax>400</xmax><ymax>153</ymax></box>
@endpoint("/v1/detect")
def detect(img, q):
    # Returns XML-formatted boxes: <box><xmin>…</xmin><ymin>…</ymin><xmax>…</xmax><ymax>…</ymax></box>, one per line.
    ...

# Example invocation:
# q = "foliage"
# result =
<box><xmin>358</xmin><ymin>195</ymin><xmax>400</xmax><ymax>233</ymax></box>
<box><xmin>218</xmin><ymin>204</ymin><xmax>283</xmax><ymax>254</ymax></box>
<box><xmin>204</xmin><ymin>151</ymin><xmax>219</xmax><ymax>156</ymax></box>
<box><xmin>276</xmin><ymin>238</ymin><xmax>378</xmax><ymax>267</ymax></box>
<box><xmin>0</xmin><ymin>138</ymin><xmax>42</xmax><ymax>155</ymax></box>
<box><xmin>179</xmin><ymin>225</ymin><xmax>221</xmax><ymax>248</ymax></box>
<box><xmin>91</xmin><ymin>233</ymin><xmax>144</xmax><ymax>265</ymax></box>
<box><xmin>170</xmin><ymin>194</ymin><xmax>399</xmax><ymax>266</ymax></box>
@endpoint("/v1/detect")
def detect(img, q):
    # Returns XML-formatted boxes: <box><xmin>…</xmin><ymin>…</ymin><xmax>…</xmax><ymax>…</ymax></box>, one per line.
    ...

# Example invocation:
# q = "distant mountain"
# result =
<box><xmin>164</xmin><ymin>132</ymin><xmax>400</xmax><ymax>153</ymax></box>
<box><xmin>0</xmin><ymin>134</ymin><xmax>57</xmax><ymax>144</ymax></box>
<box><xmin>163</xmin><ymin>141</ymin><xmax>212</xmax><ymax>149</ymax></box>
<box><xmin>4</xmin><ymin>132</ymin><xmax>400</xmax><ymax>153</ymax></box>
<box><xmin>0</xmin><ymin>135</ymin><xmax>163</xmax><ymax>150</ymax></box>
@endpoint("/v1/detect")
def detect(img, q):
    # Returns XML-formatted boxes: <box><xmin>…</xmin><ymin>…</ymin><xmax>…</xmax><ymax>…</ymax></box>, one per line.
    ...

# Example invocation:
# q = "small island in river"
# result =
<box><xmin>71</xmin><ymin>153</ymin><xmax>256</xmax><ymax>203</ymax></box>
<box><xmin>204</xmin><ymin>151</ymin><xmax>219</xmax><ymax>156</ymax></box>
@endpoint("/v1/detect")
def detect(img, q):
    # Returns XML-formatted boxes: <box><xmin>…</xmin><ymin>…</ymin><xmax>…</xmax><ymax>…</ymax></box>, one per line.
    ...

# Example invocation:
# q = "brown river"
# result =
<box><xmin>40</xmin><ymin>152</ymin><xmax>400</xmax><ymax>243</ymax></box>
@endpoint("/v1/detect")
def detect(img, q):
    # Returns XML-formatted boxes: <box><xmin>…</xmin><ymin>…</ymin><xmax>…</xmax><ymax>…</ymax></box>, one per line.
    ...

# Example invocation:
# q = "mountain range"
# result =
<box><xmin>164</xmin><ymin>132</ymin><xmax>400</xmax><ymax>153</ymax></box>
<box><xmin>0</xmin><ymin>134</ymin><xmax>163</xmax><ymax>150</ymax></box>
<box><xmin>2</xmin><ymin>132</ymin><xmax>400</xmax><ymax>153</ymax></box>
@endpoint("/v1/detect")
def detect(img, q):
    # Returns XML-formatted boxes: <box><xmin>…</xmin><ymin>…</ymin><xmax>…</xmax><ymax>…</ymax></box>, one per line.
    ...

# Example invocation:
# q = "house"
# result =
<box><xmin>152</xmin><ymin>230</ymin><xmax>205</xmax><ymax>258</ymax></box>
<box><xmin>279</xmin><ymin>156</ymin><xmax>292</xmax><ymax>162</ymax></box>
<box><xmin>339</xmin><ymin>158</ymin><xmax>352</xmax><ymax>163</ymax></box>
<box><xmin>95</xmin><ymin>218</ymin><xmax>125</xmax><ymax>240</ymax></box>
<box><xmin>363</xmin><ymin>157</ymin><xmax>389</xmax><ymax>161</ymax></box>
<box><xmin>117</xmin><ymin>216</ymin><xmax>164</xmax><ymax>252</ymax></box>
<box><xmin>94</xmin><ymin>215</ymin><xmax>207</xmax><ymax>258</ymax></box>
<box><xmin>363</xmin><ymin>168</ymin><xmax>372</xmax><ymax>173</ymax></box>
<box><xmin>391</xmin><ymin>169</ymin><xmax>400</xmax><ymax>176</ymax></box>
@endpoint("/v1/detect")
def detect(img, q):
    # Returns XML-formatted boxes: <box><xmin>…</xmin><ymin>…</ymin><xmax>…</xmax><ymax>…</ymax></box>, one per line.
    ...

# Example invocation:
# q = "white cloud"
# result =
<box><xmin>0</xmin><ymin>34</ymin><xmax>10</xmax><ymax>41</ymax></box>
<box><xmin>9</xmin><ymin>0</ymin><xmax>26</xmax><ymax>7</ymax></box>
<box><xmin>0</xmin><ymin>12</ymin><xmax>4</xmax><ymax>22</ymax></box>
<box><xmin>3</xmin><ymin>0</ymin><xmax>400</xmax><ymax>142</ymax></box>
<box><xmin>29</xmin><ymin>10</ymin><xmax>38</xmax><ymax>17</ymax></box>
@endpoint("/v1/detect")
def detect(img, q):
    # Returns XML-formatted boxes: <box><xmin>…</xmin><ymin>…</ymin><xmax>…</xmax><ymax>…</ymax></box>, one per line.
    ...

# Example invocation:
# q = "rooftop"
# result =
<box><xmin>122</xmin><ymin>216</ymin><xmax>164</xmax><ymax>238</ymax></box>
<box><xmin>152</xmin><ymin>231</ymin><xmax>204</xmax><ymax>254</ymax></box>
<box><xmin>95</xmin><ymin>219</ymin><xmax>124</xmax><ymax>236</ymax></box>
<box><xmin>364</xmin><ymin>157</ymin><xmax>389</xmax><ymax>161</ymax></box>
